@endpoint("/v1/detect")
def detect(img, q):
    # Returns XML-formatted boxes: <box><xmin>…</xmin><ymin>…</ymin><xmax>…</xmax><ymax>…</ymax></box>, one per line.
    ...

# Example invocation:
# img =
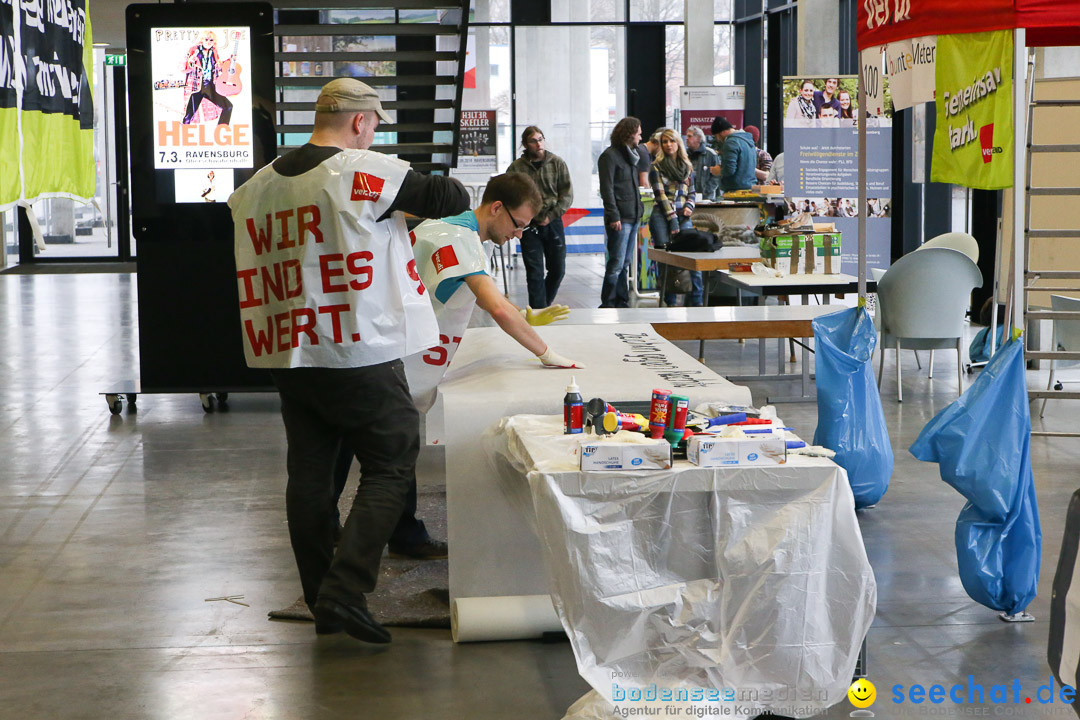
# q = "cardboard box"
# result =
<box><xmin>580</xmin><ymin>439</ymin><xmax>673</xmax><ymax>471</ymax></box>
<box><xmin>759</xmin><ymin>233</ymin><xmax>841</xmax><ymax>274</ymax></box>
<box><xmin>752</xmin><ymin>184</ymin><xmax>784</xmax><ymax>195</ymax></box>
<box><xmin>686</xmin><ymin>434</ymin><xmax>787</xmax><ymax>467</ymax></box>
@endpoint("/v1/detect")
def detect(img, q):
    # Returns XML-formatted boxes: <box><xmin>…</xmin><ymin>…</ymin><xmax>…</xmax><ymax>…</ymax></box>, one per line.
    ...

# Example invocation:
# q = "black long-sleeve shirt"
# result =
<box><xmin>271</xmin><ymin>143</ymin><xmax>470</xmax><ymax>221</ymax></box>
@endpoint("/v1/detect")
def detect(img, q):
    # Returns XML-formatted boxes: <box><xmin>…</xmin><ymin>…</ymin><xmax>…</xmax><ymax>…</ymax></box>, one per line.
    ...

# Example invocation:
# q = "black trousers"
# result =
<box><xmin>519</xmin><ymin>216</ymin><xmax>566</xmax><ymax>309</ymax></box>
<box><xmin>331</xmin><ymin>440</ymin><xmax>429</xmax><ymax>550</ymax></box>
<box><xmin>183</xmin><ymin>81</ymin><xmax>233</xmax><ymax>125</ymax></box>
<box><xmin>272</xmin><ymin>361</ymin><xmax>417</xmax><ymax>611</ymax></box>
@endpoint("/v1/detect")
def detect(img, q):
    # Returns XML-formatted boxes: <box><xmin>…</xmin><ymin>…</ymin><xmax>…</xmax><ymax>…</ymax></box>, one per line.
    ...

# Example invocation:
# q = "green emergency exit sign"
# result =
<box><xmin>105</xmin><ymin>54</ymin><xmax>126</xmax><ymax>66</ymax></box>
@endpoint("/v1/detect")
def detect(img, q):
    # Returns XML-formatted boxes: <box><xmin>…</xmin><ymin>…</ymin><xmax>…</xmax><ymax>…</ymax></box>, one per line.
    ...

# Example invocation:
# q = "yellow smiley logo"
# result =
<box><xmin>848</xmin><ymin>678</ymin><xmax>876</xmax><ymax>708</ymax></box>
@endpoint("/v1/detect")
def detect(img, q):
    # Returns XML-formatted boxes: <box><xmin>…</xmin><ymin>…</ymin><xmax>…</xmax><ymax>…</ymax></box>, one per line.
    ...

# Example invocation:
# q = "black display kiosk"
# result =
<box><xmin>108</xmin><ymin>3</ymin><xmax>276</xmax><ymax>413</ymax></box>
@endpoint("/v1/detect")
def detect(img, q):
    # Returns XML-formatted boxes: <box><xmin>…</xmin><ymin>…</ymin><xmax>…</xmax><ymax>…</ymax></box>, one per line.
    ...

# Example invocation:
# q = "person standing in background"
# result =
<box><xmin>685</xmin><ymin>126</ymin><xmax>720</xmax><ymax>201</ymax></box>
<box><xmin>506</xmin><ymin>126</ymin><xmax>574</xmax><ymax>310</ymax></box>
<box><xmin>743</xmin><ymin>125</ymin><xmax>772</xmax><ymax>183</ymax></box>
<box><xmin>639</xmin><ymin>129</ymin><xmax>669</xmax><ymax>187</ymax></box>
<box><xmin>711</xmin><ymin>117</ymin><xmax>756</xmax><ymax>193</ymax></box>
<box><xmin>598</xmin><ymin>117</ymin><xmax>645</xmax><ymax>308</ymax></box>
<box><xmin>649</xmin><ymin>129</ymin><xmax>701</xmax><ymax>306</ymax></box>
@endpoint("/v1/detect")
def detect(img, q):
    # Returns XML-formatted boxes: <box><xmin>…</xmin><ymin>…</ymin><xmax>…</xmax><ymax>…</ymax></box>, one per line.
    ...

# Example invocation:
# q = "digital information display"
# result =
<box><xmin>150</xmin><ymin>26</ymin><xmax>254</xmax><ymax>173</ymax></box>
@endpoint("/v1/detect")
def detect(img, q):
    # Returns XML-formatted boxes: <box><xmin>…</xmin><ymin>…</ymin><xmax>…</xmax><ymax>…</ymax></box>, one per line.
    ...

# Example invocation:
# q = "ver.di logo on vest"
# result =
<box><xmin>351</xmin><ymin>172</ymin><xmax>385</xmax><ymax>202</ymax></box>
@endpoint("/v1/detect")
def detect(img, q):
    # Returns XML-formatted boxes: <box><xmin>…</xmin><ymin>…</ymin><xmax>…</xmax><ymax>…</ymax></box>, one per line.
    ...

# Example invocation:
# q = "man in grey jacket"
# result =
<box><xmin>506</xmin><ymin>126</ymin><xmax>574</xmax><ymax>309</ymax></box>
<box><xmin>597</xmin><ymin>116</ymin><xmax>644</xmax><ymax>308</ymax></box>
<box><xmin>685</xmin><ymin>125</ymin><xmax>720</xmax><ymax>201</ymax></box>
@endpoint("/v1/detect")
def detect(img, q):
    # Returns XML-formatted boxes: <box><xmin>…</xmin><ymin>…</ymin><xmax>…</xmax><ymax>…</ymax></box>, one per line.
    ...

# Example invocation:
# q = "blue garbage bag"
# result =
<box><xmin>969</xmin><ymin>324</ymin><xmax>1008</xmax><ymax>364</ymax></box>
<box><xmin>909</xmin><ymin>338</ymin><xmax>1041</xmax><ymax>615</ymax></box>
<box><xmin>813</xmin><ymin>306</ymin><xmax>893</xmax><ymax>508</ymax></box>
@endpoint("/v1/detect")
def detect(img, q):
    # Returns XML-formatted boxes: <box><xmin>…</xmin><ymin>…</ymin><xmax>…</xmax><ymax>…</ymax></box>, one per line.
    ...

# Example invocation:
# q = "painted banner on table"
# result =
<box><xmin>150</xmin><ymin>26</ymin><xmax>254</xmax><ymax>169</ymax></box>
<box><xmin>678</xmin><ymin>86</ymin><xmax>744</xmax><ymax>137</ymax></box>
<box><xmin>0</xmin><ymin>0</ymin><xmax>95</xmax><ymax>209</ymax></box>
<box><xmin>783</xmin><ymin>76</ymin><xmax>893</xmax><ymax>272</ymax></box>
<box><xmin>930</xmin><ymin>29</ymin><xmax>1013</xmax><ymax>190</ymax></box>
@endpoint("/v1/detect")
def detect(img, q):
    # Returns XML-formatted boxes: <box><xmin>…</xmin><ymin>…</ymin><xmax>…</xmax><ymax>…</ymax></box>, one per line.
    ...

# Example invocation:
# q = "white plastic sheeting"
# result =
<box><xmin>440</xmin><ymin>324</ymin><xmax>753</xmax><ymax>604</ymax></box>
<box><xmin>487</xmin><ymin>415</ymin><xmax>877</xmax><ymax>719</ymax></box>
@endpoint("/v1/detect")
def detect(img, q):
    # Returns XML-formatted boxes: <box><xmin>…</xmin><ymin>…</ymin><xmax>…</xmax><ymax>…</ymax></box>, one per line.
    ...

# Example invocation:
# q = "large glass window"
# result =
<box><xmin>551</xmin><ymin>0</ymin><xmax>626</xmax><ymax>22</ymax></box>
<box><xmin>512</xmin><ymin>26</ymin><xmax>626</xmax><ymax>208</ymax></box>
<box><xmin>469</xmin><ymin>0</ymin><xmax>510</xmax><ymax>23</ymax></box>
<box><xmin>459</xmin><ymin>0</ymin><xmax>736</xmax><ymax>217</ymax></box>
<box><xmin>631</xmin><ymin>0</ymin><xmax>683</xmax><ymax>22</ymax></box>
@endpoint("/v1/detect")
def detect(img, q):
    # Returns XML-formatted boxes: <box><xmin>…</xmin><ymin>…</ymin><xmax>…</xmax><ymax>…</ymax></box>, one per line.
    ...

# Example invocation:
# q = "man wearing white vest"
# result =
<box><xmin>328</xmin><ymin>173</ymin><xmax>585</xmax><ymax>519</ymax></box>
<box><xmin>404</xmin><ymin>172</ymin><xmax>584</xmax><ymax>412</ymax></box>
<box><xmin>228</xmin><ymin>78</ymin><xmax>468</xmax><ymax>644</ymax></box>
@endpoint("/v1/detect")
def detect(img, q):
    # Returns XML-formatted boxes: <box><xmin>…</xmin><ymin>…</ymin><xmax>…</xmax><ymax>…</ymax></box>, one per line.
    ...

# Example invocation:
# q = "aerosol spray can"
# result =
<box><xmin>665</xmin><ymin>394</ymin><xmax>689</xmax><ymax>447</ymax></box>
<box><xmin>563</xmin><ymin>377</ymin><xmax>583</xmax><ymax>434</ymax></box>
<box><xmin>648</xmin><ymin>389</ymin><xmax>672</xmax><ymax>439</ymax></box>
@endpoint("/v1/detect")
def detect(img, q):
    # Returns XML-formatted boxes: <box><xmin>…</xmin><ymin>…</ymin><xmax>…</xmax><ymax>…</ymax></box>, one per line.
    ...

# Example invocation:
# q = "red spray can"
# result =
<box><xmin>648</xmin><ymin>389</ymin><xmax>672</xmax><ymax>439</ymax></box>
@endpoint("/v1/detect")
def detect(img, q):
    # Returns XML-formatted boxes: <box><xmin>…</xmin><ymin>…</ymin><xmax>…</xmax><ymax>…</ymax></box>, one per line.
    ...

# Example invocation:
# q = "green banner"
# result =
<box><xmin>0</xmin><ymin>1</ymin><xmax>95</xmax><ymax>209</ymax></box>
<box><xmin>931</xmin><ymin>30</ymin><xmax>1013</xmax><ymax>190</ymax></box>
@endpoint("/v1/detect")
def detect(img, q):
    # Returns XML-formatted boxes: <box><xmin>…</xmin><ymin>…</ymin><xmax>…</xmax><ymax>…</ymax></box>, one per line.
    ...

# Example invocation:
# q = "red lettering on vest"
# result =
<box><xmin>246</xmin><ymin>215</ymin><xmax>273</xmax><ymax>255</ymax></box>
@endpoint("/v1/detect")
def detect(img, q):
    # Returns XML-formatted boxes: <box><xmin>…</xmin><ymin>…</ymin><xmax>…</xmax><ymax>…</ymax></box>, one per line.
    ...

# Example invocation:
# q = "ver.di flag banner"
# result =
<box><xmin>0</xmin><ymin>0</ymin><xmax>95</xmax><ymax>209</ymax></box>
<box><xmin>931</xmin><ymin>29</ymin><xmax>1013</xmax><ymax>190</ymax></box>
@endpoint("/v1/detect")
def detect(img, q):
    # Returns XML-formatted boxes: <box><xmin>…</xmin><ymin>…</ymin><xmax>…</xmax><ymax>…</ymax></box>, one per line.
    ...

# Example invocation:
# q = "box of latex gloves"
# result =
<box><xmin>687</xmin><ymin>433</ymin><xmax>787</xmax><ymax>467</ymax></box>
<box><xmin>759</xmin><ymin>233</ymin><xmax>840</xmax><ymax>275</ymax></box>
<box><xmin>580</xmin><ymin>439</ymin><xmax>673</xmax><ymax>471</ymax></box>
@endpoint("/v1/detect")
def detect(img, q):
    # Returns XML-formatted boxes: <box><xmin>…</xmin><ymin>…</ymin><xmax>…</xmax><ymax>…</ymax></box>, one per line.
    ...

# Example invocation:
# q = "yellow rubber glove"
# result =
<box><xmin>522</xmin><ymin>304</ymin><xmax>571</xmax><ymax>326</ymax></box>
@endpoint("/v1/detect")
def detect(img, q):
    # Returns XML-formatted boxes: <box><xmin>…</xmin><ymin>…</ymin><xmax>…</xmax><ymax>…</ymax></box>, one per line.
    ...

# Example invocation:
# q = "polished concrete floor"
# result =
<box><xmin>1</xmin><ymin>256</ymin><xmax>1078</xmax><ymax>719</ymax></box>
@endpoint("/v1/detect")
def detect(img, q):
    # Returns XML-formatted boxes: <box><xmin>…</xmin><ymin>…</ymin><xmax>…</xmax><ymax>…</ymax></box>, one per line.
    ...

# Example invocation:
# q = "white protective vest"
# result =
<box><xmin>228</xmin><ymin>150</ymin><xmax>438</xmax><ymax>369</ymax></box>
<box><xmin>403</xmin><ymin>218</ymin><xmax>488</xmax><ymax>413</ymax></box>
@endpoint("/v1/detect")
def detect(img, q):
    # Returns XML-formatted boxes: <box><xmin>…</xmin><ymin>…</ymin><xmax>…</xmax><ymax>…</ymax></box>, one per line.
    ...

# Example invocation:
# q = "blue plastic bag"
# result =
<box><xmin>813</xmin><ymin>306</ymin><xmax>893</xmax><ymax>508</ymax></box>
<box><xmin>969</xmin><ymin>324</ymin><xmax>1008</xmax><ymax>364</ymax></box>
<box><xmin>909</xmin><ymin>338</ymin><xmax>1041</xmax><ymax>615</ymax></box>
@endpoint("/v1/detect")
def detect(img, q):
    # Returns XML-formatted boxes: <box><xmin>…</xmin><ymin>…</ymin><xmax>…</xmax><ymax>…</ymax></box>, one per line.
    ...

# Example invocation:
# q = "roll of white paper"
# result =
<box><xmin>451</xmin><ymin>594</ymin><xmax>563</xmax><ymax>643</ymax></box>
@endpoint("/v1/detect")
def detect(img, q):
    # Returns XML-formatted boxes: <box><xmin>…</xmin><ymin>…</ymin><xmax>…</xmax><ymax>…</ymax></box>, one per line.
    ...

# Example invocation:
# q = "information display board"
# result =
<box><xmin>782</xmin><ymin>75</ymin><xmax>893</xmax><ymax>272</ymax></box>
<box><xmin>126</xmin><ymin>3</ymin><xmax>276</xmax><ymax>394</ymax></box>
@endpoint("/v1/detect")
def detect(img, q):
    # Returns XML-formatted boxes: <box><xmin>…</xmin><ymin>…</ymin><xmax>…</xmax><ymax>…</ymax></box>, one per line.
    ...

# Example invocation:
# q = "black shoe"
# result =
<box><xmin>387</xmin><ymin>538</ymin><xmax>448</xmax><ymax>560</ymax></box>
<box><xmin>315</xmin><ymin>619</ymin><xmax>343</xmax><ymax>635</ymax></box>
<box><xmin>313</xmin><ymin>597</ymin><xmax>391</xmax><ymax>644</ymax></box>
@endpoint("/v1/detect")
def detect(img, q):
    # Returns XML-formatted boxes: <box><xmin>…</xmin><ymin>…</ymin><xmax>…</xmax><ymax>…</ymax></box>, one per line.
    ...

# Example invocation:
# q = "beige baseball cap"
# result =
<box><xmin>314</xmin><ymin>78</ymin><xmax>393</xmax><ymax>123</ymax></box>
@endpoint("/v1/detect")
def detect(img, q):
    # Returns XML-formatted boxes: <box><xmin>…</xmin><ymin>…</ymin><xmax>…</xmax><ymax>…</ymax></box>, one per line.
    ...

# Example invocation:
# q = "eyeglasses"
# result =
<box><xmin>502</xmin><ymin>205</ymin><xmax>527</xmax><ymax>230</ymax></box>
<box><xmin>525</xmin><ymin>137</ymin><xmax>544</xmax><ymax>145</ymax></box>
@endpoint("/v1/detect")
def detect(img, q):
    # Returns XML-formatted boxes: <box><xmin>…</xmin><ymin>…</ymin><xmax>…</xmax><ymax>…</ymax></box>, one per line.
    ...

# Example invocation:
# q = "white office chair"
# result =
<box><xmin>911</xmin><ymin>233</ymin><xmax>981</xmax><ymax>375</ymax></box>
<box><xmin>876</xmin><ymin>248</ymin><xmax>983</xmax><ymax>402</ymax></box>
<box><xmin>918</xmin><ymin>232</ymin><xmax>980</xmax><ymax>264</ymax></box>
<box><xmin>1040</xmin><ymin>294</ymin><xmax>1080</xmax><ymax>417</ymax></box>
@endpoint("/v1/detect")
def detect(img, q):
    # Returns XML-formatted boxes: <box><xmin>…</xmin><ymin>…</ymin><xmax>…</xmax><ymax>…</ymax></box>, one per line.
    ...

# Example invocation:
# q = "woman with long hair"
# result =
<box><xmin>649</xmin><ymin>128</ymin><xmax>701</xmax><ymax>306</ymax></box>
<box><xmin>785</xmin><ymin>80</ymin><xmax>817</xmax><ymax>122</ymax></box>
<box><xmin>838</xmin><ymin>89</ymin><xmax>854</xmax><ymax>120</ymax></box>
<box><xmin>597</xmin><ymin>116</ymin><xmax>645</xmax><ymax>307</ymax></box>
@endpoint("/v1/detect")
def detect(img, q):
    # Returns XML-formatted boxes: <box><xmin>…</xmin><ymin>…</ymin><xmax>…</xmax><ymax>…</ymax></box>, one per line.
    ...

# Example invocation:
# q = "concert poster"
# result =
<box><xmin>150</xmin><ymin>25</ymin><xmax>254</xmax><ymax>170</ymax></box>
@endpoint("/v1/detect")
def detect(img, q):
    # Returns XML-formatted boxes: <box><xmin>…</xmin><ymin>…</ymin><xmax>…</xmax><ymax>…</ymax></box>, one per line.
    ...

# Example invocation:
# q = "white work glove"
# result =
<box><xmin>537</xmin><ymin>348</ymin><xmax>585</xmax><ymax>369</ymax></box>
<box><xmin>522</xmin><ymin>304</ymin><xmax>570</xmax><ymax>326</ymax></box>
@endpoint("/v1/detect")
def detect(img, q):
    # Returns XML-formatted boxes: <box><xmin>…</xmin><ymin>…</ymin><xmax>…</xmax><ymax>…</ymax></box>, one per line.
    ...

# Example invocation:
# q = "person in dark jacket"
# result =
<box><xmin>506</xmin><ymin>126</ymin><xmax>574</xmax><ymax>309</ymax></box>
<box><xmin>686</xmin><ymin>125</ymin><xmax>720</xmax><ymax>201</ymax></box>
<box><xmin>711</xmin><ymin>116</ymin><xmax>756</xmax><ymax>193</ymax></box>
<box><xmin>597</xmin><ymin>116</ymin><xmax>644</xmax><ymax>308</ymax></box>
